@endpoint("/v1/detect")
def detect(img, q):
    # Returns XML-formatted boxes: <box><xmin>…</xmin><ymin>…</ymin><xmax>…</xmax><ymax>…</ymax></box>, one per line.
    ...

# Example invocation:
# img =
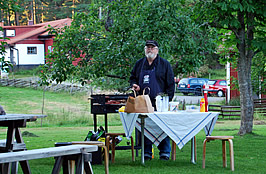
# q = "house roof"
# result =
<box><xmin>2</xmin><ymin>18</ymin><xmax>72</xmax><ymax>45</ymax></box>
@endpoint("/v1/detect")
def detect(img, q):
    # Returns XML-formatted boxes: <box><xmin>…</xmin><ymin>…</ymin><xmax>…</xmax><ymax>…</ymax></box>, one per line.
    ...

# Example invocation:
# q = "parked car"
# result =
<box><xmin>177</xmin><ymin>78</ymin><xmax>209</xmax><ymax>96</ymax></box>
<box><xmin>203</xmin><ymin>79</ymin><xmax>227</xmax><ymax>97</ymax></box>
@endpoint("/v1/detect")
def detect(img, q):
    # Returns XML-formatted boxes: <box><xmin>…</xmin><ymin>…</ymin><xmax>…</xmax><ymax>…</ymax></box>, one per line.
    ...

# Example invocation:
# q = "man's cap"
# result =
<box><xmin>145</xmin><ymin>40</ymin><xmax>159</xmax><ymax>47</ymax></box>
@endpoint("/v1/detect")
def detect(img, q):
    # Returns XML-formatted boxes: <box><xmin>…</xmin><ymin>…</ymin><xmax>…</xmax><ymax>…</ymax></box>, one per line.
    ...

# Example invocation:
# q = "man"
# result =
<box><xmin>0</xmin><ymin>105</ymin><xmax>6</xmax><ymax>115</ymax></box>
<box><xmin>129</xmin><ymin>40</ymin><xmax>175</xmax><ymax>160</ymax></box>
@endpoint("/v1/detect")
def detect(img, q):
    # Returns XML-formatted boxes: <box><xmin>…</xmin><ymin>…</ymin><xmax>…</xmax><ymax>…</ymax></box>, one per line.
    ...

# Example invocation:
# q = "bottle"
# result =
<box><xmin>152</xmin><ymin>146</ymin><xmax>154</xmax><ymax>159</ymax></box>
<box><xmin>84</xmin><ymin>131</ymin><xmax>94</xmax><ymax>141</ymax></box>
<box><xmin>96</xmin><ymin>126</ymin><xmax>105</xmax><ymax>140</ymax></box>
<box><xmin>200</xmin><ymin>98</ymin><xmax>205</xmax><ymax>112</ymax></box>
<box><xmin>115</xmin><ymin>136</ymin><xmax>123</xmax><ymax>145</ymax></box>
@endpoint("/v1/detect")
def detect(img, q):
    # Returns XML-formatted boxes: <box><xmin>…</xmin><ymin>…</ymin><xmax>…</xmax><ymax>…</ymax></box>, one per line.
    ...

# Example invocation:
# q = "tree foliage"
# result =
<box><xmin>251</xmin><ymin>52</ymin><xmax>266</xmax><ymax>96</ymax></box>
<box><xmin>194</xmin><ymin>0</ymin><xmax>265</xmax><ymax>135</ymax></box>
<box><xmin>0</xmin><ymin>0</ymin><xmax>92</xmax><ymax>26</ymax></box>
<box><xmin>0</xmin><ymin>0</ymin><xmax>21</xmax><ymax>71</ymax></box>
<box><xmin>40</xmin><ymin>0</ymin><xmax>217</xmax><ymax>90</ymax></box>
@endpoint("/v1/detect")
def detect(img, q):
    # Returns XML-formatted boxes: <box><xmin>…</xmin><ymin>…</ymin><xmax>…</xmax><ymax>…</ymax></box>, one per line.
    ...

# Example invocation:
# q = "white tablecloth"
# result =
<box><xmin>119</xmin><ymin>111</ymin><xmax>219</xmax><ymax>149</ymax></box>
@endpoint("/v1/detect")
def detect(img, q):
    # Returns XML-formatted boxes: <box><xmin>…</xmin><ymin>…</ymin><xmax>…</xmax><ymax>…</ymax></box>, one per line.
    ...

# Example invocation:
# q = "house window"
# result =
<box><xmin>27</xmin><ymin>47</ymin><xmax>37</xmax><ymax>54</ymax></box>
<box><xmin>6</xmin><ymin>30</ymin><xmax>15</xmax><ymax>36</ymax></box>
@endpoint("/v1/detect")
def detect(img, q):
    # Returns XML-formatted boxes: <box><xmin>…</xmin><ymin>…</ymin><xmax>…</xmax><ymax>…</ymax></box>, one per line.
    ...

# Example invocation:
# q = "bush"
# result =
<box><xmin>227</xmin><ymin>97</ymin><xmax>240</xmax><ymax>106</ymax></box>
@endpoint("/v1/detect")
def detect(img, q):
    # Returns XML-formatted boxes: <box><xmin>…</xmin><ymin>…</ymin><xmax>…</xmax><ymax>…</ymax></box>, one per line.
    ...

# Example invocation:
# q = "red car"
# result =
<box><xmin>203</xmin><ymin>80</ymin><xmax>227</xmax><ymax>97</ymax></box>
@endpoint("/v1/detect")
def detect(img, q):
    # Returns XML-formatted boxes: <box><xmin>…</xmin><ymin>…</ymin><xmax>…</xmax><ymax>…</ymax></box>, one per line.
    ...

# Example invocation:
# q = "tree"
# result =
<box><xmin>251</xmin><ymin>52</ymin><xmax>266</xmax><ymax>97</ymax></box>
<box><xmin>0</xmin><ymin>0</ymin><xmax>21</xmax><ymax>72</ymax></box>
<box><xmin>0</xmin><ymin>0</ymin><xmax>93</xmax><ymax>26</ymax></box>
<box><xmin>0</xmin><ymin>0</ymin><xmax>21</xmax><ymax>25</ymax></box>
<box><xmin>194</xmin><ymin>0</ymin><xmax>265</xmax><ymax>135</ymax></box>
<box><xmin>40</xmin><ymin>0</ymin><xmax>217</xmax><ymax>90</ymax></box>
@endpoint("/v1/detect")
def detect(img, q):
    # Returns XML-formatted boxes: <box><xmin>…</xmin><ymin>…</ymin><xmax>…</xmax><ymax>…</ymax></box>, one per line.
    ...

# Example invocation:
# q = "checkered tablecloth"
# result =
<box><xmin>119</xmin><ymin>111</ymin><xmax>219</xmax><ymax>149</ymax></box>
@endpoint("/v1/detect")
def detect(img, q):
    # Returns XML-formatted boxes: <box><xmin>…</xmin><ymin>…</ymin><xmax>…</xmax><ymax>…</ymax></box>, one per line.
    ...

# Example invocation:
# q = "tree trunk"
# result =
<box><xmin>237</xmin><ymin>53</ymin><xmax>254</xmax><ymax>135</ymax></box>
<box><xmin>237</xmin><ymin>11</ymin><xmax>254</xmax><ymax>135</ymax></box>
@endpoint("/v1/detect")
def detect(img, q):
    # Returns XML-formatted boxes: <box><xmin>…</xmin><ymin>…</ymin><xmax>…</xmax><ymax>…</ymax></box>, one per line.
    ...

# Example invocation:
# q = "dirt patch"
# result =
<box><xmin>254</xmin><ymin>120</ymin><xmax>266</xmax><ymax>125</ymax></box>
<box><xmin>20</xmin><ymin>101</ymin><xmax>39</xmax><ymax>106</ymax></box>
<box><xmin>22</xmin><ymin>131</ymin><xmax>39</xmax><ymax>137</ymax></box>
<box><xmin>44</xmin><ymin>101</ymin><xmax>89</xmax><ymax>114</ymax></box>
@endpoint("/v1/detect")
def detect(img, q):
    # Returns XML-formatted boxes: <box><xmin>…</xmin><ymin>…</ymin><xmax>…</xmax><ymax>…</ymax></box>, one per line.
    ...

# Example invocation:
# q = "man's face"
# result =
<box><xmin>145</xmin><ymin>45</ymin><xmax>158</xmax><ymax>59</ymax></box>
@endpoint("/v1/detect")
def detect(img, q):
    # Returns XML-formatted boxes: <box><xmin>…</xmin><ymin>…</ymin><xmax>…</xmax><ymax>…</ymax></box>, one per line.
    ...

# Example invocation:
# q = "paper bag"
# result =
<box><xmin>124</xmin><ymin>87</ymin><xmax>154</xmax><ymax>113</ymax></box>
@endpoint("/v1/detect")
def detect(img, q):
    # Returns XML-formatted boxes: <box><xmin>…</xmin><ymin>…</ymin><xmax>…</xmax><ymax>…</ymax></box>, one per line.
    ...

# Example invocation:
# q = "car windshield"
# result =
<box><xmin>219</xmin><ymin>81</ymin><xmax>227</xmax><ymax>86</ymax></box>
<box><xmin>179</xmin><ymin>78</ymin><xmax>188</xmax><ymax>84</ymax></box>
<box><xmin>198</xmin><ymin>79</ymin><xmax>207</xmax><ymax>84</ymax></box>
<box><xmin>207</xmin><ymin>80</ymin><xmax>216</xmax><ymax>85</ymax></box>
<box><xmin>190</xmin><ymin>79</ymin><xmax>198</xmax><ymax>84</ymax></box>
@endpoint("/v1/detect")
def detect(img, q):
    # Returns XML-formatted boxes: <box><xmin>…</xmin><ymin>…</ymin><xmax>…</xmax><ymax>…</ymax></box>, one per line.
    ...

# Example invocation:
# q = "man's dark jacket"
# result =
<box><xmin>129</xmin><ymin>55</ymin><xmax>175</xmax><ymax>101</ymax></box>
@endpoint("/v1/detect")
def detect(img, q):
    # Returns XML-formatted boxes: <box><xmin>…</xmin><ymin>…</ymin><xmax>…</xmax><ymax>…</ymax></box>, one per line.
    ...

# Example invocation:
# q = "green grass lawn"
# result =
<box><xmin>0</xmin><ymin>86</ymin><xmax>265</xmax><ymax>173</ymax></box>
<box><xmin>0</xmin><ymin>86</ymin><xmax>122</xmax><ymax>127</ymax></box>
<box><xmin>0</xmin><ymin>122</ymin><xmax>264</xmax><ymax>174</ymax></box>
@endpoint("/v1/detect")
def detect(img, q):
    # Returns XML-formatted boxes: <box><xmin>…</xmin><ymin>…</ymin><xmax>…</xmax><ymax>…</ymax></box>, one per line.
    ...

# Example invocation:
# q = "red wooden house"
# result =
<box><xmin>0</xmin><ymin>18</ymin><xmax>72</xmax><ymax>70</ymax></box>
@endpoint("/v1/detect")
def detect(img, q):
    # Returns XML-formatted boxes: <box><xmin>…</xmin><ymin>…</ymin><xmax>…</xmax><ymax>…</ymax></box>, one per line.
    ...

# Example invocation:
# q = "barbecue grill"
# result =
<box><xmin>90</xmin><ymin>93</ymin><xmax>142</xmax><ymax>156</ymax></box>
<box><xmin>90</xmin><ymin>94</ymin><xmax>128</xmax><ymax>132</ymax></box>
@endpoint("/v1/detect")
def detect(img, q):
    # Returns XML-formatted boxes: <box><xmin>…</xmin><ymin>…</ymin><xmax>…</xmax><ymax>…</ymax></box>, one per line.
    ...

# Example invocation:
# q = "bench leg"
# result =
<box><xmin>222</xmin><ymin>140</ymin><xmax>227</xmax><ymax>168</ymax></box>
<box><xmin>15</xmin><ymin>128</ymin><xmax>32</xmax><ymax>174</ymax></box>
<box><xmin>2</xmin><ymin>163</ymin><xmax>10</xmax><ymax>174</ymax></box>
<box><xmin>52</xmin><ymin>156</ymin><xmax>63</xmax><ymax>174</ymax></box>
<box><xmin>19</xmin><ymin>160</ymin><xmax>31</xmax><ymax>174</ymax></box>
<box><xmin>62</xmin><ymin>157</ymin><xmax>73</xmax><ymax>174</ymax></box>
<box><xmin>84</xmin><ymin>162</ymin><xmax>93</xmax><ymax>174</ymax></box>
<box><xmin>202</xmin><ymin>139</ymin><xmax>207</xmax><ymax>169</ymax></box>
<box><xmin>2</xmin><ymin>162</ymin><xmax>22</xmax><ymax>174</ymax></box>
<box><xmin>83</xmin><ymin>153</ymin><xmax>93</xmax><ymax>174</ymax></box>
<box><xmin>228</xmin><ymin>139</ymin><xmax>234</xmax><ymax>171</ymax></box>
<box><xmin>69</xmin><ymin>160</ymin><xmax>75</xmax><ymax>174</ymax></box>
<box><xmin>11</xmin><ymin>162</ymin><xmax>18</xmax><ymax>174</ymax></box>
<box><xmin>75</xmin><ymin>154</ymin><xmax>84</xmax><ymax>174</ymax></box>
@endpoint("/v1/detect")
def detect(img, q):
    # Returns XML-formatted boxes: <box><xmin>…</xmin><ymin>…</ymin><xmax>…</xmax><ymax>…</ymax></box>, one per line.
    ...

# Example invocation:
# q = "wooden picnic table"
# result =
<box><xmin>0</xmin><ymin>114</ymin><xmax>46</xmax><ymax>173</ymax></box>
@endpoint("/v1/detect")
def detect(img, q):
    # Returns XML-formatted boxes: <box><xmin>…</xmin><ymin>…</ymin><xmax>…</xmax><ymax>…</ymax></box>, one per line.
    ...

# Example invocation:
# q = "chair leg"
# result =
<box><xmin>171</xmin><ymin>140</ymin><xmax>176</xmax><ymax>161</ymax></box>
<box><xmin>130</xmin><ymin>136</ymin><xmax>135</xmax><ymax>161</ymax></box>
<box><xmin>111</xmin><ymin>136</ymin><xmax>116</xmax><ymax>163</ymax></box>
<box><xmin>202</xmin><ymin>139</ymin><xmax>207</xmax><ymax>169</ymax></box>
<box><xmin>222</xmin><ymin>140</ymin><xmax>227</xmax><ymax>168</ymax></box>
<box><xmin>101</xmin><ymin>145</ymin><xmax>109</xmax><ymax>174</ymax></box>
<box><xmin>228</xmin><ymin>139</ymin><xmax>234</xmax><ymax>171</ymax></box>
<box><xmin>106</xmin><ymin>135</ymin><xmax>110</xmax><ymax>153</ymax></box>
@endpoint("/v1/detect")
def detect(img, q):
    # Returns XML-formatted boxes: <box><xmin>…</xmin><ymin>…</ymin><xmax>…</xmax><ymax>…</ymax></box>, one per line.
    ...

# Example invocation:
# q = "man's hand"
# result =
<box><xmin>132</xmin><ymin>84</ymin><xmax>140</xmax><ymax>91</ymax></box>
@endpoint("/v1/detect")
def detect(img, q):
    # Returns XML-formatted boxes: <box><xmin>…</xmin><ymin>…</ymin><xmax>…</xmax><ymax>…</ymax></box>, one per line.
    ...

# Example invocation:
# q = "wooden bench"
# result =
<box><xmin>0</xmin><ymin>145</ymin><xmax>98</xmax><ymax>174</ymax></box>
<box><xmin>72</xmin><ymin>141</ymin><xmax>109</xmax><ymax>174</ymax></box>
<box><xmin>0</xmin><ymin>139</ymin><xmax>27</xmax><ymax>173</ymax></box>
<box><xmin>208</xmin><ymin>105</ymin><xmax>241</xmax><ymax>119</ymax></box>
<box><xmin>0</xmin><ymin>139</ymin><xmax>26</xmax><ymax>151</ymax></box>
<box><xmin>254</xmin><ymin>98</ymin><xmax>266</xmax><ymax>116</ymax></box>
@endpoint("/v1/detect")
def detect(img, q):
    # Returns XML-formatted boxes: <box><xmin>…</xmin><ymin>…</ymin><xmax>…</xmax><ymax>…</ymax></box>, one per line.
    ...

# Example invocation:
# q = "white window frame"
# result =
<box><xmin>27</xmin><ymin>47</ymin><xmax>37</xmax><ymax>54</ymax></box>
